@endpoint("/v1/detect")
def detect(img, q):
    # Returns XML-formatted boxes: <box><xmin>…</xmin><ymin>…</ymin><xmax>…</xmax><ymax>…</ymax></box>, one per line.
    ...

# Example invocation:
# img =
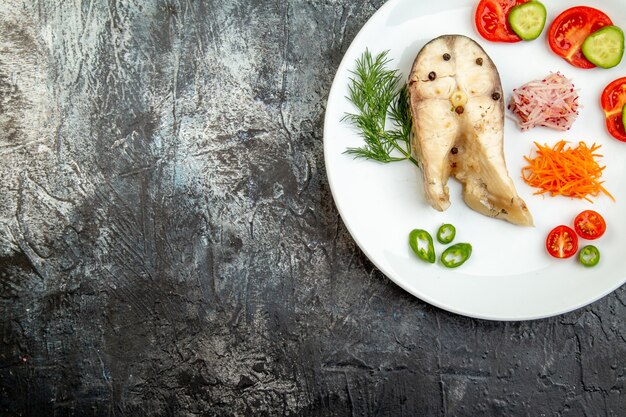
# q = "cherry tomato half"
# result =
<box><xmin>546</xmin><ymin>225</ymin><xmax>578</xmax><ymax>259</ymax></box>
<box><xmin>601</xmin><ymin>77</ymin><xmax>626</xmax><ymax>142</ymax></box>
<box><xmin>574</xmin><ymin>210</ymin><xmax>606</xmax><ymax>240</ymax></box>
<box><xmin>475</xmin><ymin>0</ymin><xmax>529</xmax><ymax>43</ymax></box>
<box><xmin>547</xmin><ymin>6</ymin><xmax>613</xmax><ymax>69</ymax></box>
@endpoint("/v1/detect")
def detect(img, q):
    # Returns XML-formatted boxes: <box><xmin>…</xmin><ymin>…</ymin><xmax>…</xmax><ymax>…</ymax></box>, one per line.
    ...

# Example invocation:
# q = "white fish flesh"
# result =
<box><xmin>408</xmin><ymin>35</ymin><xmax>533</xmax><ymax>226</ymax></box>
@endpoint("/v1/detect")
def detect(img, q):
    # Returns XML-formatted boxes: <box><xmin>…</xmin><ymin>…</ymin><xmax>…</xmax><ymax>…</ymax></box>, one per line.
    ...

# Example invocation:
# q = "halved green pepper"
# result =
<box><xmin>436</xmin><ymin>224</ymin><xmax>456</xmax><ymax>244</ymax></box>
<box><xmin>440</xmin><ymin>243</ymin><xmax>472</xmax><ymax>268</ymax></box>
<box><xmin>579</xmin><ymin>245</ymin><xmax>600</xmax><ymax>267</ymax></box>
<box><xmin>409</xmin><ymin>229</ymin><xmax>436</xmax><ymax>263</ymax></box>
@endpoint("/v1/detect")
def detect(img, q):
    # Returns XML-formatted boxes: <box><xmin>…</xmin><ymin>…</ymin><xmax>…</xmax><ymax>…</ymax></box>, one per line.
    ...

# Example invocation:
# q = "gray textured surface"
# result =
<box><xmin>1</xmin><ymin>1</ymin><xmax>625</xmax><ymax>416</ymax></box>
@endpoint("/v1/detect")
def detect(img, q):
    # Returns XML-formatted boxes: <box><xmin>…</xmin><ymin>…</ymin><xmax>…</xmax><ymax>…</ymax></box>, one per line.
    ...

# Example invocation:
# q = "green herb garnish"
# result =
<box><xmin>343</xmin><ymin>50</ymin><xmax>418</xmax><ymax>166</ymax></box>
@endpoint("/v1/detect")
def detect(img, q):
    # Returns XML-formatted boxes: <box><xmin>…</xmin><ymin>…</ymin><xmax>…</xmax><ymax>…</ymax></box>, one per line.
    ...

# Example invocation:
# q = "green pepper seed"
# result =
<box><xmin>409</xmin><ymin>229</ymin><xmax>436</xmax><ymax>264</ymax></box>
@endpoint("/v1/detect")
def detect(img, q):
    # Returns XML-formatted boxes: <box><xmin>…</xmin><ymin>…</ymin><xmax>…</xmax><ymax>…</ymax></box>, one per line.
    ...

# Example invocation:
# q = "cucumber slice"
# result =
<box><xmin>582</xmin><ymin>26</ymin><xmax>625</xmax><ymax>69</ymax></box>
<box><xmin>508</xmin><ymin>1</ymin><xmax>547</xmax><ymax>41</ymax></box>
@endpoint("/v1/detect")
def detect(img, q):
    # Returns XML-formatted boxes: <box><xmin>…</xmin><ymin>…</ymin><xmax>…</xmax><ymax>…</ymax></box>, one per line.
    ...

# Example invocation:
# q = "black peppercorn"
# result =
<box><xmin>476</xmin><ymin>57</ymin><xmax>483</xmax><ymax>66</ymax></box>
<box><xmin>451</xmin><ymin>147</ymin><xmax>458</xmax><ymax>155</ymax></box>
<box><xmin>455</xmin><ymin>106</ymin><xmax>464</xmax><ymax>115</ymax></box>
<box><xmin>443</xmin><ymin>53</ymin><xmax>451</xmax><ymax>61</ymax></box>
<box><xmin>492</xmin><ymin>92</ymin><xmax>501</xmax><ymax>101</ymax></box>
<box><xmin>428</xmin><ymin>71</ymin><xmax>436</xmax><ymax>81</ymax></box>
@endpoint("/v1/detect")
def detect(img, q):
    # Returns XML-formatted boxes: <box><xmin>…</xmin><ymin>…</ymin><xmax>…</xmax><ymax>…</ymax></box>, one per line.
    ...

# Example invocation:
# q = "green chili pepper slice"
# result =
<box><xmin>409</xmin><ymin>229</ymin><xmax>436</xmax><ymax>263</ymax></box>
<box><xmin>440</xmin><ymin>243</ymin><xmax>472</xmax><ymax>268</ymax></box>
<box><xmin>436</xmin><ymin>224</ymin><xmax>456</xmax><ymax>244</ymax></box>
<box><xmin>578</xmin><ymin>245</ymin><xmax>600</xmax><ymax>267</ymax></box>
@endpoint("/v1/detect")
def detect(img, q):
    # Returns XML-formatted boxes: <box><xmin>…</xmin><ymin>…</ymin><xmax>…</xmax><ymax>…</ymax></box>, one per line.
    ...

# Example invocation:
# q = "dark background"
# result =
<box><xmin>1</xmin><ymin>1</ymin><xmax>624</xmax><ymax>416</ymax></box>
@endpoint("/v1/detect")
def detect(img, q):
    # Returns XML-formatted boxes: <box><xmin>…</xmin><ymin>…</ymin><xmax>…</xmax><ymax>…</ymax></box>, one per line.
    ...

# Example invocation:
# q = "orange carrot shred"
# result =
<box><xmin>521</xmin><ymin>140</ymin><xmax>615</xmax><ymax>202</ymax></box>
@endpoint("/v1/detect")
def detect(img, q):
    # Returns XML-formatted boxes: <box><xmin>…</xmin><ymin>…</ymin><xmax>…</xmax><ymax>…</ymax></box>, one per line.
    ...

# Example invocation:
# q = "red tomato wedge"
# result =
<box><xmin>475</xmin><ymin>0</ymin><xmax>530</xmax><ymax>43</ymax></box>
<box><xmin>574</xmin><ymin>210</ymin><xmax>606</xmax><ymax>240</ymax></box>
<box><xmin>548</xmin><ymin>6</ymin><xmax>613</xmax><ymax>69</ymax></box>
<box><xmin>546</xmin><ymin>225</ymin><xmax>578</xmax><ymax>259</ymax></box>
<box><xmin>601</xmin><ymin>77</ymin><xmax>626</xmax><ymax>142</ymax></box>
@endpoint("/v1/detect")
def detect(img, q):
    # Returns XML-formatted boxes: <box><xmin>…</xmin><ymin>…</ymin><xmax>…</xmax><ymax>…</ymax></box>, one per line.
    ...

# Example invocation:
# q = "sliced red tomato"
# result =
<box><xmin>546</xmin><ymin>225</ymin><xmax>578</xmax><ymax>259</ymax></box>
<box><xmin>475</xmin><ymin>0</ymin><xmax>530</xmax><ymax>43</ymax></box>
<box><xmin>601</xmin><ymin>77</ymin><xmax>626</xmax><ymax>142</ymax></box>
<box><xmin>574</xmin><ymin>210</ymin><xmax>606</xmax><ymax>240</ymax></box>
<box><xmin>547</xmin><ymin>6</ymin><xmax>613</xmax><ymax>69</ymax></box>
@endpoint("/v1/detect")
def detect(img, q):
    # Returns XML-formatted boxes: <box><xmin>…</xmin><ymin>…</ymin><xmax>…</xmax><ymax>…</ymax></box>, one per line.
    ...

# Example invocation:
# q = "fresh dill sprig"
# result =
<box><xmin>342</xmin><ymin>50</ymin><xmax>418</xmax><ymax>167</ymax></box>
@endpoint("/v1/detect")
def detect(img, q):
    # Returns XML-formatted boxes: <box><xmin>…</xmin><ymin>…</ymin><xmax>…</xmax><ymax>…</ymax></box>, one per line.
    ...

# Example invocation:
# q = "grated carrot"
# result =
<box><xmin>522</xmin><ymin>140</ymin><xmax>615</xmax><ymax>203</ymax></box>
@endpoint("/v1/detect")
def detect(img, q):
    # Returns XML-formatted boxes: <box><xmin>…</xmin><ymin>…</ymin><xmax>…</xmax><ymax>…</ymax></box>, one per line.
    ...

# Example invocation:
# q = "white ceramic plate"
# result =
<box><xmin>324</xmin><ymin>0</ymin><xmax>626</xmax><ymax>320</ymax></box>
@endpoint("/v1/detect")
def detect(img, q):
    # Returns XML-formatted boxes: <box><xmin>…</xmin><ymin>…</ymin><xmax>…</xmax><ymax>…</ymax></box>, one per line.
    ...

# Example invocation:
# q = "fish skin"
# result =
<box><xmin>408</xmin><ymin>35</ymin><xmax>533</xmax><ymax>226</ymax></box>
